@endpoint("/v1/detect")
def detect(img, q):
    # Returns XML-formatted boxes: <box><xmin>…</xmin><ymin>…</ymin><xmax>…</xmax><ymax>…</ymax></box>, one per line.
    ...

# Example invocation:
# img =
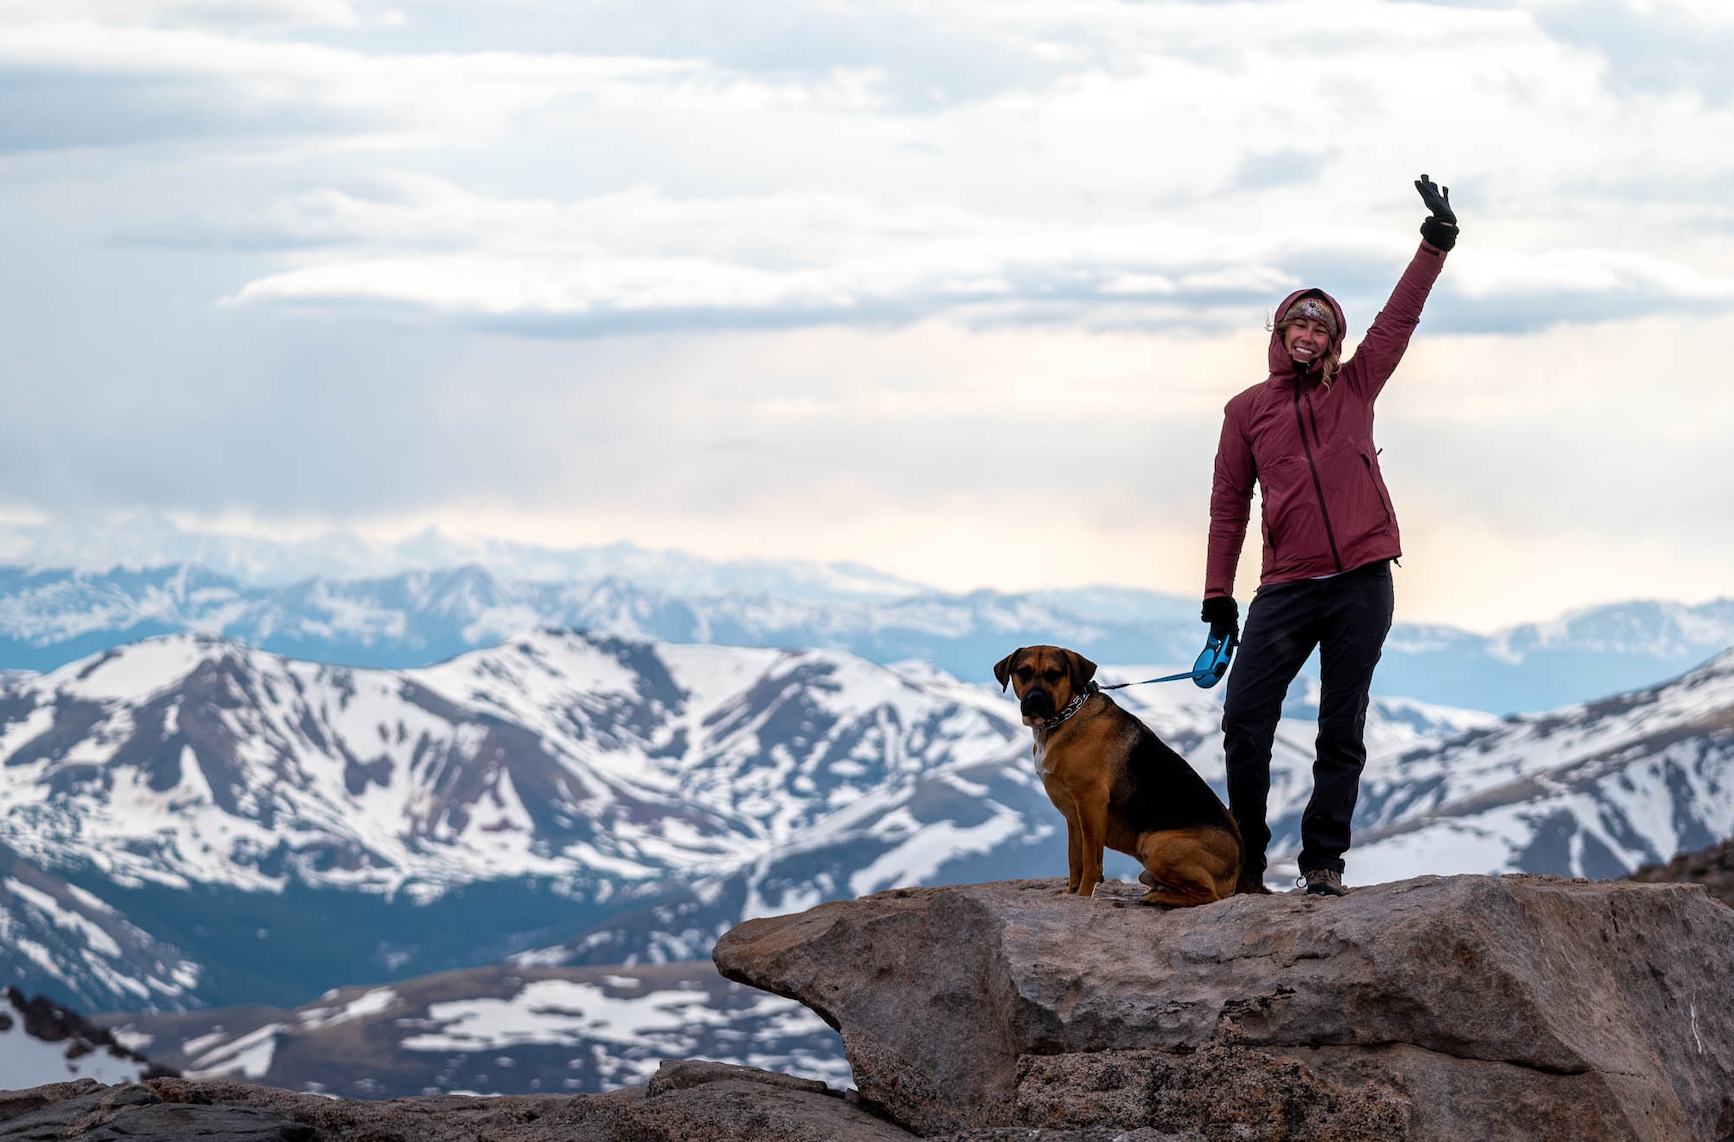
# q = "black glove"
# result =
<box><xmin>1201</xmin><ymin>595</ymin><xmax>1239</xmax><ymax>641</ymax></box>
<box><xmin>1415</xmin><ymin>173</ymin><xmax>1457</xmax><ymax>251</ymax></box>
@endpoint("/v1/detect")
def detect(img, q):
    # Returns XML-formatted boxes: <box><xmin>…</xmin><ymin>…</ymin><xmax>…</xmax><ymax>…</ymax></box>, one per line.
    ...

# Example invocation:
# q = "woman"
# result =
<box><xmin>1203</xmin><ymin>175</ymin><xmax>1457</xmax><ymax>897</ymax></box>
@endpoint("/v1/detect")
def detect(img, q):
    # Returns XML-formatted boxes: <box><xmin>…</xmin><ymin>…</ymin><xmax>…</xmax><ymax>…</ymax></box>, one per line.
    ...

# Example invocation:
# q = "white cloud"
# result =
<box><xmin>0</xmin><ymin>23</ymin><xmax>708</xmax><ymax>143</ymax></box>
<box><xmin>1444</xmin><ymin>247</ymin><xmax>1734</xmax><ymax>301</ymax></box>
<box><xmin>215</xmin><ymin>181</ymin><xmax>1308</xmax><ymax>327</ymax></box>
<box><xmin>12</xmin><ymin>0</ymin><xmax>1728</xmax><ymax>329</ymax></box>
<box><xmin>0</xmin><ymin>0</ymin><xmax>367</xmax><ymax>30</ymax></box>
<box><xmin>202</xmin><ymin>179</ymin><xmax>1734</xmax><ymax>332</ymax></box>
<box><xmin>0</xmin><ymin>0</ymin><xmax>1730</xmax><ymax>628</ymax></box>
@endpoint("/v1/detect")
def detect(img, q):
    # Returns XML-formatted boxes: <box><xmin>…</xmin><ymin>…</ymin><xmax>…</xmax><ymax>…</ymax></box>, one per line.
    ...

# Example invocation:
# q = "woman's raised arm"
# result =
<box><xmin>1339</xmin><ymin>175</ymin><xmax>1457</xmax><ymax>401</ymax></box>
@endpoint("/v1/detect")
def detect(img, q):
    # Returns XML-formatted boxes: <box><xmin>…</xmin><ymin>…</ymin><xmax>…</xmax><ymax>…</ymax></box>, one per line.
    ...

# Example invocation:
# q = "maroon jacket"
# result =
<box><xmin>1205</xmin><ymin>242</ymin><xmax>1448</xmax><ymax>599</ymax></box>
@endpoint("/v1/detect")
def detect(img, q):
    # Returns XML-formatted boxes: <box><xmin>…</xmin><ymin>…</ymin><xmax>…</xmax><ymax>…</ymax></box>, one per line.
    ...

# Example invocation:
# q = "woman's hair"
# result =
<box><xmin>1269</xmin><ymin>314</ymin><xmax>1342</xmax><ymax>390</ymax></box>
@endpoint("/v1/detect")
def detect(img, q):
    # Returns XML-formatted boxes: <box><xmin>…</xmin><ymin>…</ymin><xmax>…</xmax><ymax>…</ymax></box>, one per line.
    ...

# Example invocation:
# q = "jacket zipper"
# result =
<box><xmin>1293</xmin><ymin>390</ymin><xmax>1344</xmax><ymax>573</ymax></box>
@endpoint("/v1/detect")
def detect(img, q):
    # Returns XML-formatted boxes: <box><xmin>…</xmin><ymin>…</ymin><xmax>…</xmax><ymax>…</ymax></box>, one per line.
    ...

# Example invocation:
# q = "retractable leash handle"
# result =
<box><xmin>1190</xmin><ymin>630</ymin><xmax>1237</xmax><ymax>689</ymax></box>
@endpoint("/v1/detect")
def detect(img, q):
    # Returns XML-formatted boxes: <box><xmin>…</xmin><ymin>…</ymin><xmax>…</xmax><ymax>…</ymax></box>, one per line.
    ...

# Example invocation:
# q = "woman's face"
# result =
<box><xmin>1283</xmin><ymin>316</ymin><xmax>1332</xmax><ymax>365</ymax></box>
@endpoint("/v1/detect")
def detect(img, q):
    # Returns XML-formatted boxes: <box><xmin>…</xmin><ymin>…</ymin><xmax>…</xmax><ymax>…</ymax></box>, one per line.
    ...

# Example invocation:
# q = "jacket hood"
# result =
<box><xmin>1268</xmin><ymin>287</ymin><xmax>1347</xmax><ymax>380</ymax></box>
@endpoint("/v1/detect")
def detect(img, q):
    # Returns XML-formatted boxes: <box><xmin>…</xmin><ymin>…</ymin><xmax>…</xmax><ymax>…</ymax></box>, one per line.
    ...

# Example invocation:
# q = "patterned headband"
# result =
<box><xmin>1283</xmin><ymin>296</ymin><xmax>1338</xmax><ymax>338</ymax></box>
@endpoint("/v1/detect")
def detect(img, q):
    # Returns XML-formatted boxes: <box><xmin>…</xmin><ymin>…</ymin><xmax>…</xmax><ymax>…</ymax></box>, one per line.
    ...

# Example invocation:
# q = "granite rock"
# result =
<box><xmin>713</xmin><ymin>874</ymin><xmax>1734</xmax><ymax>1139</ymax></box>
<box><xmin>0</xmin><ymin>1083</ymin><xmax>311</xmax><ymax>1141</ymax></box>
<box><xmin>0</xmin><ymin>1065</ymin><xmax>915</xmax><ymax>1142</ymax></box>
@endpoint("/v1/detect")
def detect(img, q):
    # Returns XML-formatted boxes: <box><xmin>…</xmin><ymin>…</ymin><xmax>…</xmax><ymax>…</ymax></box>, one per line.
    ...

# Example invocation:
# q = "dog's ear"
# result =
<box><xmin>1067</xmin><ymin>650</ymin><xmax>1098</xmax><ymax>693</ymax></box>
<box><xmin>993</xmin><ymin>648</ymin><xmax>1025</xmax><ymax>693</ymax></box>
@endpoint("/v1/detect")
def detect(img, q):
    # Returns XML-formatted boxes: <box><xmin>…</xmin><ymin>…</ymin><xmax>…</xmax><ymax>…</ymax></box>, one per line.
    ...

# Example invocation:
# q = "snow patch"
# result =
<box><xmin>185</xmin><ymin>1022</ymin><xmax>285</xmax><ymax>1079</ymax></box>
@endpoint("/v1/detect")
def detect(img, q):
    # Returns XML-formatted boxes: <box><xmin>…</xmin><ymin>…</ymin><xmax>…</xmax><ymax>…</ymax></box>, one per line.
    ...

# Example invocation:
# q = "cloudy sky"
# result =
<box><xmin>1</xmin><ymin>0</ymin><xmax>1730</xmax><ymax>629</ymax></box>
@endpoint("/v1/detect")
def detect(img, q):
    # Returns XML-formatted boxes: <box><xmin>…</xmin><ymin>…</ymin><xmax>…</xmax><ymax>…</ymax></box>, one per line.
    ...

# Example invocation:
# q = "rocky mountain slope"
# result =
<box><xmin>1349</xmin><ymin>647</ymin><xmax>1734</xmax><ymax>884</ymax></box>
<box><xmin>0</xmin><ymin>562</ymin><xmax>1728</xmax><ymax>713</ymax></box>
<box><xmin>99</xmin><ymin>961</ymin><xmax>847</xmax><ymax>1099</ymax></box>
<box><xmin>0</xmin><ymin>842</ymin><xmax>200</xmax><ymax>1010</ymax></box>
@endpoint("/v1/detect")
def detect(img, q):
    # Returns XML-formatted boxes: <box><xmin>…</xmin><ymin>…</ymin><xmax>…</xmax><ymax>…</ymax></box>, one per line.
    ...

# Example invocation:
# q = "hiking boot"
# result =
<box><xmin>1298</xmin><ymin>868</ymin><xmax>1347</xmax><ymax>897</ymax></box>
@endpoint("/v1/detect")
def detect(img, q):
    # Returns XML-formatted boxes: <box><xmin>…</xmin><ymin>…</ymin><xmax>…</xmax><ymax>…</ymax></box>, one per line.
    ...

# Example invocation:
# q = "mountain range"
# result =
<box><xmin>0</xmin><ymin>517</ymin><xmax>923</xmax><ymax>601</ymax></box>
<box><xmin>0</xmin><ymin>629</ymin><xmax>1497</xmax><ymax>1015</ymax></box>
<box><xmin>0</xmin><ymin>629</ymin><xmax>1024</xmax><ymax>1011</ymax></box>
<box><xmin>0</xmin><ymin>562</ymin><xmax>1729</xmax><ymax>714</ymax></box>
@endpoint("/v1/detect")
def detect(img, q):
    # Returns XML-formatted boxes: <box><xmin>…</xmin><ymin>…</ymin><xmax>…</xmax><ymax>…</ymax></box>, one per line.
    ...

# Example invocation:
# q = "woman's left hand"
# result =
<box><xmin>1415</xmin><ymin>174</ymin><xmax>1454</xmax><ymax>223</ymax></box>
<box><xmin>1415</xmin><ymin>174</ymin><xmax>1458</xmax><ymax>250</ymax></box>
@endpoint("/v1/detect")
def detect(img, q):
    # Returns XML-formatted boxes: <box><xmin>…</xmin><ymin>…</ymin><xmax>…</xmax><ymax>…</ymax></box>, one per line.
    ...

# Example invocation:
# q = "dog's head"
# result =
<box><xmin>993</xmin><ymin>645</ymin><xmax>1098</xmax><ymax>726</ymax></box>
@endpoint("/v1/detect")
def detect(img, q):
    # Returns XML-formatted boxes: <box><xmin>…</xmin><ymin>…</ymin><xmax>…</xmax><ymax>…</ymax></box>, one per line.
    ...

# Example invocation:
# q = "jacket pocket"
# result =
<box><xmin>1361</xmin><ymin>453</ymin><xmax>1394</xmax><ymax>524</ymax></box>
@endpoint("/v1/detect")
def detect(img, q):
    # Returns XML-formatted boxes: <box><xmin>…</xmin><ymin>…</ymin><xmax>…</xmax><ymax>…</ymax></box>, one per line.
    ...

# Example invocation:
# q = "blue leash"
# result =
<box><xmin>1097</xmin><ymin>631</ymin><xmax>1239</xmax><ymax>691</ymax></box>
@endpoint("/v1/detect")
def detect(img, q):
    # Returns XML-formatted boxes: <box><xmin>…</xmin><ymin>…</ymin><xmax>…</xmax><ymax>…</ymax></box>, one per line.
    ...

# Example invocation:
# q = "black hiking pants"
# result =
<box><xmin>1223</xmin><ymin>559</ymin><xmax>1394</xmax><ymax>878</ymax></box>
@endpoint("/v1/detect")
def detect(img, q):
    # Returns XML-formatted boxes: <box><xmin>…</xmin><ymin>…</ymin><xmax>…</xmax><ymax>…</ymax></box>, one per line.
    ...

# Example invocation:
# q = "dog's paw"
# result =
<box><xmin>1139</xmin><ymin>890</ymin><xmax>1180</xmax><ymax>909</ymax></box>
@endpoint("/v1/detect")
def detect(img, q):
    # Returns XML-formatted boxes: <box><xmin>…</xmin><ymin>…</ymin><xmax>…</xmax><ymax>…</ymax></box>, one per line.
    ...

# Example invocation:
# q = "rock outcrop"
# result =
<box><xmin>0</xmin><ymin>1064</ymin><xmax>913</xmax><ymax>1142</ymax></box>
<box><xmin>714</xmin><ymin>874</ymin><xmax>1734</xmax><ymax>1140</ymax></box>
<box><xmin>0</xmin><ymin>1082</ymin><xmax>310</xmax><ymax>1141</ymax></box>
<box><xmin>0</xmin><ymin>1069</ymin><xmax>1219</xmax><ymax>1141</ymax></box>
<box><xmin>1629</xmin><ymin>836</ymin><xmax>1734</xmax><ymax>908</ymax></box>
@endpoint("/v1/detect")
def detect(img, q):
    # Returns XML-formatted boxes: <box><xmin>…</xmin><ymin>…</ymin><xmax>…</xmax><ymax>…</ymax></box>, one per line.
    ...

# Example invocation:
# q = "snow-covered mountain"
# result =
<box><xmin>0</xmin><ymin>632</ymin><xmax>1023</xmax><ymax>897</ymax></box>
<box><xmin>1350</xmin><ymin>648</ymin><xmax>1734</xmax><ymax>884</ymax></box>
<box><xmin>0</xmin><ymin>629</ymin><xmax>1490</xmax><ymax>1013</ymax></box>
<box><xmin>0</xmin><ymin>563</ymin><xmax>1729</xmax><ymax>713</ymax></box>
<box><xmin>0</xmin><ymin>630</ymin><xmax>1024</xmax><ymax>1010</ymax></box>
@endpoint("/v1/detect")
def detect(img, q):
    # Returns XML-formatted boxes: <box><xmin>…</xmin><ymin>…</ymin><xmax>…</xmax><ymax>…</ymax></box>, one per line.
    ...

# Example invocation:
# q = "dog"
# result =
<box><xmin>994</xmin><ymin>645</ymin><xmax>1243</xmax><ymax>907</ymax></box>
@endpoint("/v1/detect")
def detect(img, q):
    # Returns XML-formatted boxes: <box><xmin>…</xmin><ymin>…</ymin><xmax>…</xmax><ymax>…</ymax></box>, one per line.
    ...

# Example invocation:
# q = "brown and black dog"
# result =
<box><xmin>994</xmin><ymin>645</ymin><xmax>1243</xmax><ymax>907</ymax></box>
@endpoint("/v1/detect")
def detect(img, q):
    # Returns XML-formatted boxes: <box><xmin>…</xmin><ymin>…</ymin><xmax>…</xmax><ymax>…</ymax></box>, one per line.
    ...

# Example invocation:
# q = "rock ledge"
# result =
<box><xmin>715</xmin><ymin>874</ymin><xmax>1734</xmax><ymax>1140</ymax></box>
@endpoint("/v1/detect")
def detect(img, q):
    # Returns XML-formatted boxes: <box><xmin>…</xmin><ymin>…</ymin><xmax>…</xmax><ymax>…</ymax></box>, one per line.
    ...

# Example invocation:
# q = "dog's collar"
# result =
<box><xmin>1040</xmin><ymin>682</ymin><xmax>1098</xmax><ymax>730</ymax></box>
